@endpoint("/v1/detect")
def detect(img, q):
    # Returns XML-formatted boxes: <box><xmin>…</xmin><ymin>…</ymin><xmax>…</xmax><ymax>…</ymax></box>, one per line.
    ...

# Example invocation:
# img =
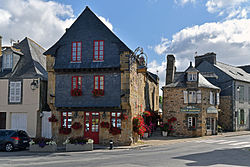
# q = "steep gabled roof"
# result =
<box><xmin>44</xmin><ymin>6</ymin><xmax>131</xmax><ymax>56</ymax></box>
<box><xmin>215</xmin><ymin>62</ymin><xmax>250</xmax><ymax>83</ymax></box>
<box><xmin>0</xmin><ymin>37</ymin><xmax>47</xmax><ymax>80</ymax></box>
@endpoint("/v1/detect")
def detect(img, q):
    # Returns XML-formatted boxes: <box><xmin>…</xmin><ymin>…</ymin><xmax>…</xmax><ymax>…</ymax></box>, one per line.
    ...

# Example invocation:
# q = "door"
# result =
<box><xmin>0</xmin><ymin>112</ymin><xmax>6</xmax><ymax>129</ymax></box>
<box><xmin>11</xmin><ymin>113</ymin><xmax>27</xmax><ymax>131</ymax></box>
<box><xmin>211</xmin><ymin>118</ymin><xmax>215</xmax><ymax>135</ymax></box>
<box><xmin>42</xmin><ymin>111</ymin><xmax>52</xmax><ymax>138</ymax></box>
<box><xmin>84</xmin><ymin>112</ymin><xmax>99</xmax><ymax>144</ymax></box>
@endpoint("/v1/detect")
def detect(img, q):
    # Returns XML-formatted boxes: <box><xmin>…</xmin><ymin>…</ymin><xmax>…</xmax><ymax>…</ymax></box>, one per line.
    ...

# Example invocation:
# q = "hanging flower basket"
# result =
<box><xmin>143</xmin><ymin>111</ymin><xmax>152</xmax><ymax>117</ymax></box>
<box><xmin>48</xmin><ymin>114</ymin><xmax>58</xmax><ymax>122</ymax></box>
<box><xmin>100</xmin><ymin>122</ymin><xmax>109</xmax><ymax>129</ymax></box>
<box><xmin>109</xmin><ymin>127</ymin><xmax>121</xmax><ymax>135</ymax></box>
<box><xmin>71</xmin><ymin>122</ymin><xmax>82</xmax><ymax>130</ymax></box>
<box><xmin>59</xmin><ymin>127</ymin><xmax>72</xmax><ymax>135</ymax></box>
<box><xmin>71</xmin><ymin>88</ymin><xmax>82</xmax><ymax>96</ymax></box>
<box><xmin>121</xmin><ymin>113</ymin><xmax>128</xmax><ymax>120</ymax></box>
<box><xmin>92</xmin><ymin>89</ymin><xmax>104</xmax><ymax>96</ymax></box>
<box><xmin>133</xmin><ymin>115</ymin><xmax>146</xmax><ymax>136</ymax></box>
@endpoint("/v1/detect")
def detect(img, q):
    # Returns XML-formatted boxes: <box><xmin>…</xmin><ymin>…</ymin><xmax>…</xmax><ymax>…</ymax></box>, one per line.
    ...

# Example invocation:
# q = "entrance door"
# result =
<box><xmin>84</xmin><ymin>112</ymin><xmax>99</xmax><ymax>144</ymax></box>
<box><xmin>211</xmin><ymin>118</ymin><xmax>215</xmax><ymax>135</ymax></box>
<box><xmin>42</xmin><ymin>112</ymin><xmax>52</xmax><ymax>138</ymax></box>
<box><xmin>0</xmin><ymin>112</ymin><xmax>6</xmax><ymax>129</ymax></box>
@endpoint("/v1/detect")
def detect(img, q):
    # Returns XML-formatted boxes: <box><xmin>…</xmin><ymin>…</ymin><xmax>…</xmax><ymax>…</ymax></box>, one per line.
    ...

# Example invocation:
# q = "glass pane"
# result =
<box><xmin>100</xmin><ymin>41</ymin><xmax>104</xmax><ymax>45</ymax></box>
<box><xmin>77</xmin><ymin>43</ymin><xmax>81</xmax><ymax>47</ymax></box>
<box><xmin>117</xmin><ymin>112</ymin><xmax>121</xmax><ymax>117</ymax></box>
<box><xmin>95</xmin><ymin>47</ymin><xmax>99</xmax><ymax>51</ymax></box>
<box><xmin>95</xmin><ymin>42</ymin><xmax>98</xmax><ymax>46</ymax></box>
<box><xmin>95</xmin><ymin>51</ymin><xmax>98</xmax><ymax>55</ymax></box>
<box><xmin>99</xmin><ymin>56</ymin><xmax>103</xmax><ymax>60</ymax></box>
<box><xmin>111</xmin><ymin>112</ymin><xmax>116</xmax><ymax>117</ymax></box>
<box><xmin>100</xmin><ymin>46</ymin><xmax>103</xmax><ymax>50</ymax></box>
<box><xmin>73</xmin><ymin>43</ymin><xmax>76</xmax><ymax>47</ymax></box>
<box><xmin>111</xmin><ymin>118</ymin><xmax>116</xmax><ymax>127</ymax></box>
<box><xmin>100</xmin><ymin>51</ymin><xmax>103</xmax><ymax>55</ymax></box>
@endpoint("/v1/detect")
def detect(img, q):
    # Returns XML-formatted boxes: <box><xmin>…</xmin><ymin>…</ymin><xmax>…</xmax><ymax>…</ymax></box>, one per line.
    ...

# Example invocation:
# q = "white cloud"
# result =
<box><xmin>0</xmin><ymin>0</ymin><xmax>114</xmax><ymax>49</ymax></box>
<box><xmin>154</xmin><ymin>19</ymin><xmax>250</xmax><ymax>81</ymax></box>
<box><xmin>174</xmin><ymin>0</ymin><xmax>196</xmax><ymax>5</ymax></box>
<box><xmin>206</xmin><ymin>0</ymin><xmax>250</xmax><ymax>19</ymax></box>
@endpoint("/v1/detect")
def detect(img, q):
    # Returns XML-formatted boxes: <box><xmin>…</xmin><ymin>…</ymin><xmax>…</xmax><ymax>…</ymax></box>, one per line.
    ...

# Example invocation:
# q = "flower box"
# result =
<box><xmin>29</xmin><ymin>144</ymin><xmax>57</xmax><ymax>152</ymax></box>
<box><xmin>162</xmin><ymin>131</ymin><xmax>168</xmax><ymax>137</ymax></box>
<box><xmin>66</xmin><ymin>143</ymin><xmax>93</xmax><ymax>152</ymax></box>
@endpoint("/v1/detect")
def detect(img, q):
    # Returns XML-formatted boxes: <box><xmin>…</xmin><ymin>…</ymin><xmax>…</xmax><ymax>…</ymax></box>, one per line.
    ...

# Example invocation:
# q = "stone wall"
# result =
<box><xmin>219</xmin><ymin>96</ymin><xmax>233</xmax><ymax>131</ymax></box>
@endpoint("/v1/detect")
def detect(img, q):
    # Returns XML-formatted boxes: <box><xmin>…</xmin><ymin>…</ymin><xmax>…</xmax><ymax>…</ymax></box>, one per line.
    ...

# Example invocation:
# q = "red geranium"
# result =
<box><xmin>101</xmin><ymin>122</ymin><xmax>110</xmax><ymax>129</ymax></box>
<box><xmin>48</xmin><ymin>114</ymin><xmax>58</xmax><ymax>122</ymax></box>
<box><xmin>71</xmin><ymin>122</ymin><xmax>82</xmax><ymax>130</ymax></box>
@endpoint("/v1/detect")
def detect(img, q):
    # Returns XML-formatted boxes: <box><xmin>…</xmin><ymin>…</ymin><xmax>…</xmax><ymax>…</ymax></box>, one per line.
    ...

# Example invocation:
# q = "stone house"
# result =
<box><xmin>162</xmin><ymin>55</ymin><xmax>220</xmax><ymax>137</ymax></box>
<box><xmin>195</xmin><ymin>53</ymin><xmax>250</xmax><ymax>131</ymax></box>
<box><xmin>0</xmin><ymin>36</ymin><xmax>49</xmax><ymax>138</ymax></box>
<box><xmin>44</xmin><ymin>7</ymin><xmax>159</xmax><ymax>145</ymax></box>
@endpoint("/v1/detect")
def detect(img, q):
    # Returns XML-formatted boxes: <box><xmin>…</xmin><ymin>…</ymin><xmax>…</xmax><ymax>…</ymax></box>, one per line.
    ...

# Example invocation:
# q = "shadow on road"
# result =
<box><xmin>173</xmin><ymin>147</ymin><xmax>250</xmax><ymax>166</ymax></box>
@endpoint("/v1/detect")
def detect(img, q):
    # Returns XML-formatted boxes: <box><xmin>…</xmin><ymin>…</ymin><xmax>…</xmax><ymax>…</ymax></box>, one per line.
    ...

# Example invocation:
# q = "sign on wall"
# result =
<box><xmin>180</xmin><ymin>106</ymin><xmax>201</xmax><ymax>113</ymax></box>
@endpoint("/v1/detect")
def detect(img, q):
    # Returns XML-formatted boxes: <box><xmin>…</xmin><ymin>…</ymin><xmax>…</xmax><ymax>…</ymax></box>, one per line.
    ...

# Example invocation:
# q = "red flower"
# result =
<box><xmin>59</xmin><ymin>127</ymin><xmax>71</xmax><ymax>135</ymax></box>
<box><xmin>48</xmin><ymin>114</ymin><xmax>58</xmax><ymax>122</ymax></box>
<box><xmin>92</xmin><ymin>89</ymin><xmax>104</xmax><ymax>96</ymax></box>
<box><xmin>71</xmin><ymin>88</ymin><xmax>82</xmax><ymax>96</ymax></box>
<box><xmin>132</xmin><ymin>115</ymin><xmax>147</xmax><ymax>136</ymax></box>
<box><xmin>71</xmin><ymin>122</ymin><xmax>82</xmax><ymax>130</ymax></box>
<box><xmin>100</xmin><ymin>122</ymin><xmax>110</xmax><ymax>129</ymax></box>
<box><xmin>143</xmin><ymin>111</ymin><xmax>152</xmax><ymax>117</ymax></box>
<box><xmin>121</xmin><ymin>113</ymin><xmax>128</xmax><ymax>120</ymax></box>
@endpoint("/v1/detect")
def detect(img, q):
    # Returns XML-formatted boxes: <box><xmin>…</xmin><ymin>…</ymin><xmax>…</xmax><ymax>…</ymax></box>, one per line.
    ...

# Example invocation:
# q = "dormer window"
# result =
<box><xmin>188</xmin><ymin>73</ymin><xmax>197</xmax><ymax>81</ymax></box>
<box><xmin>2</xmin><ymin>54</ymin><xmax>12</xmax><ymax>70</ymax></box>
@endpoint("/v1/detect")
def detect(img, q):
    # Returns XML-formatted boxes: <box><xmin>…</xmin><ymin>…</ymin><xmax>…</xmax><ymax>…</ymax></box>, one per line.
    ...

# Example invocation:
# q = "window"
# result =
<box><xmin>93</xmin><ymin>40</ymin><xmax>104</xmax><ymax>61</ymax></box>
<box><xmin>9</xmin><ymin>81</ymin><xmax>21</xmax><ymax>103</ymax></box>
<box><xmin>61</xmin><ymin>112</ymin><xmax>72</xmax><ymax>128</ymax></box>
<box><xmin>238</xmin><ymin>85</ymin><xmax>244</xmax><ymax>103</ymax></box>
<box><xmin>71</xmin><ymin>76</ymin><xmax>82</xmax><ymax>96</ymax></box>
<box><xmin>216</xmin><ymin>92</ymin><xmax>220</xmax><ymax>105</ymax></box>
<box><xmin>71</xmin><ymin>41</ymin><xmax>82</xmax><ymax>62</ymax></box>
<box><xmin>187</xmin><ymin>73</ymin><xmax>197</xmax><ymax>81</ymax></box>
<box><xmin>239</xmin><ymin>109</ymin><xmax>245</xmax><ymax>125</ymax></box>
<box><xmin>184</xmin><ymin>90</ymin><xmax>201</xmax><ymax>104</ymax></box>
<box><xmin>188</xmin><ymin>91</ymin><xmax>196</xmax><ymax>103</ymax></box>
<box><xmin>94</xmin><ymin>75</ymin><xmax>104</xmax><ymax>90</ymax></box>
<box><xmin>206</xmin><ymin>118</ymin><xmax>211</xmax><ymax>130</ymax></box>
<box><xmin>2</xmin><ymin>54</ymin><xmax>13</xmax><ymax>70</ymax></box>
<box><xmin>110</xmin><ymin>112</ymin><xmax>121</xmax><ymax>128</ymax></box>
<box><xmin>210</xmin><ymin>91</ymin><xmax>215</xmax><ymax>105</ymax></box>
<box><xmin>188</xmin><ymin>117</ymin><xmax>196</xmax><ymax>129</ymax></box>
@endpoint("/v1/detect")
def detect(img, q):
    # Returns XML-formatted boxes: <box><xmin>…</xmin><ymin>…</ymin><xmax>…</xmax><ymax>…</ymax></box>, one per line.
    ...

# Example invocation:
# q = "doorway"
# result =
<box><xmin>0</xmin><ymin>112</ymin><xmax>6</xmax><ymax>129</ymax></box>
<box><xmin>84</xmin><ymin>112</ymin><xmax>100</xmax><ymax>144</ymax></box>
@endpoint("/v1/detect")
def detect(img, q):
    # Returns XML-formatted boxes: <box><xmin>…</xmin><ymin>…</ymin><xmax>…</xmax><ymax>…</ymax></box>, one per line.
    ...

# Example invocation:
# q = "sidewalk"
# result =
<box><xmin>99</xmin><ymin>130</ymin><xmax>250</xmax><ymax>150</ymax></box>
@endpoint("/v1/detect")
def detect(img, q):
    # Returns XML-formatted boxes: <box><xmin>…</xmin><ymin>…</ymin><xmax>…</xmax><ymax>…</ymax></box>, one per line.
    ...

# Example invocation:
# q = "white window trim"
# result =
<box><xmin>9</xmin><ymin>81</ymin><xmax>21</xmax><ymax>103</ymax></box>
<box><xmin>2</xmin><ymin>54</ymin><xmax>13</xmax><ymax>70</ymax></box>
<box><xmin>187</xmin><ymin>73</ymin><xmax>197</xmax><ymax>82</ymax></box>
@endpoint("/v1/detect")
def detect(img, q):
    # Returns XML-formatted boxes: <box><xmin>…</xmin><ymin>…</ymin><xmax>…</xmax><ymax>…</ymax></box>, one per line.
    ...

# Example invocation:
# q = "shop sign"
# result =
<box><xmin>180</xmin><ymin>106</ymin><xmax>201</xmax><ymax>113</ymax></box>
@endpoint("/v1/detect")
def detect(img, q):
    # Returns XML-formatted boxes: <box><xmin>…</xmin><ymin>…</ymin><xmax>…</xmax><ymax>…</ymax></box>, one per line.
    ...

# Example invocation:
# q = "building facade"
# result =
<box><xmin>195</xmin><ymin>53</ymin><xmax>250</xmax><ymax>131</ymax></box>
<box><xmin>44</xmin><ymin>7</ymin><xmax>159</xmax><ymax>145</ymax></box>
<box><xmin>0</xmin><ymin>37</ymin><xmax>48</xmax><ymax>137</ymax></box>
<box><xmin>162</xmin><ymin>55</ymin><xmax>220</xmax><ymax>137</ymax></box>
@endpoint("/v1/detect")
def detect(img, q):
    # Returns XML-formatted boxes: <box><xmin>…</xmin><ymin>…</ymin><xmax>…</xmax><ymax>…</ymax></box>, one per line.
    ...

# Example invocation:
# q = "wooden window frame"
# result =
<box><xmin>110</xmin><ymin>112</ymin><xmax>121</xmax><ymax>128</ymax></box>
<box><xmin>61</xmin><ymin>112</ymin><xmax>72</xmax><ymax>129</ymax></box>
<box><xmin>188</xmin><ymin>116</ymin><xmax>196</xmax><ymax>129</ymax></box>
<box><xmin>93</xmin><ymin>40</ymin><xmax>104</xmax><ymax>61</ymax></box>
<box><xmin>71</xmin><ymin>41</ymin><xmax>82</xmax><ymax>62</ymax></box>
<box><xmin>94</xmin><ymin>75</ymin><xmax>104</xmax><ymax>90</ymax></box>
<box><xmin>9</xmin><ymin>81</ymin><xmax>22</xmax><ymax>103</ymax></box>
<box><xmin>71</xmin><ymin>76</ymin><xmax>82</xmax><ymax>96</ymax></box>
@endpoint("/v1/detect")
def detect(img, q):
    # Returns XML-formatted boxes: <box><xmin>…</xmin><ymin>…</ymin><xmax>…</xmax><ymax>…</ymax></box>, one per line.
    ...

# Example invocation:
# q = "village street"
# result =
<box><xmin>1</xmin><ymin>133</ymin><xmax>250</xmax><ymax>167</ymax></box>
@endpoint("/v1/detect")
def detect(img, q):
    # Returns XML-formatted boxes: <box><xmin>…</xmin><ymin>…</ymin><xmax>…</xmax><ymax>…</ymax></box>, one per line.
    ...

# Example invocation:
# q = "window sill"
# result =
<box><xmin>93</xmin><ymin>60</ymin><xmax>104</xmax><ymax>62</ymax></box>
<box><xmin>70</xmin><ymin>61</ymin><xmax>81</xmax><ymax>63</ymax></box>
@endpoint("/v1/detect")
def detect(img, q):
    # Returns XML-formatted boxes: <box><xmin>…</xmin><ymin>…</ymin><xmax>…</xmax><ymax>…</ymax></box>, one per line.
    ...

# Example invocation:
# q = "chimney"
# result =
<box><xmin>166</xmin><ymin>54</ymin><xmax>175</xmax><ymax>85</ymax></box>
<box><xmin>0</xmin><ymin>36</ymin><xmax>2</xmax><ymax>57</ymax></box>
<box><xmin>195</xmin><ymin>52</ymin><xmax>216</xmax><ymax>67</ymax></box>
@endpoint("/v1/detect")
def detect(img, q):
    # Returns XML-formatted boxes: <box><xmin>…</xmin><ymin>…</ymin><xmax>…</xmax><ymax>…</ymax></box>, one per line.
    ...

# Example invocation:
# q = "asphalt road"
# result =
<box><xmin>1</xmin><ymin>135</ymin><xmax>250</xmax><ymax>167</ymax></box>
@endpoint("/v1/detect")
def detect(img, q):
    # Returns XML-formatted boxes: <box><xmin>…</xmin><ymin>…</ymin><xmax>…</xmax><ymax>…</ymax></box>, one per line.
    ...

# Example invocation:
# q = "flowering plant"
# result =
<box><xmin>121</xmin><ymin>113</ymin><xmax>128</xmax><ymax>120</ymax></box>
<box><xmin>109</xmin><ymin>127</ymin><xmax>121</xmax><ymax>135</ymax></box>
<box><xmin>29</xmin><ymin>137</ymin><xmax>56</xmax><ymax>148</ymax></box>
<box><xmin>71</xmin><ymin>88</ymin><xmax>82</xmax><ymax>96</ymax></box>
<box><xmin>100</xmin><ymin>122</ymin><xmax>110</xmax><ymax>128</ymax></box>
<box><xmin>92</xmin><ymin>89</ymin><xmax>104</xmax><ymax>96</ymax></box>
<box><xmin>143</xmin><ymin>111</ymin><xmax>152</xmax><ymax>117</ymax></box>
<box><xmin>71</xmin><ymin>122</ymin><xmax>82</xmax><ymax>130</ymax></box>
<box><xmin>59</xmin><ymin>127</ymin><xmax>71</xmax><ymax>135</ymax></box>
<box><xmin>133</xmin><ymin>115</ymin><xmax>146</xmax><ymax>136</ymax></box>
<box><xmin>63</xmin><ymin>136</ymin><xmax>93</xmax><ymax>145</ymax></box>
<box><xmin>48</xmin><ymin>114</ymin><xmax>58</xmax><ymax>122</ymax></box>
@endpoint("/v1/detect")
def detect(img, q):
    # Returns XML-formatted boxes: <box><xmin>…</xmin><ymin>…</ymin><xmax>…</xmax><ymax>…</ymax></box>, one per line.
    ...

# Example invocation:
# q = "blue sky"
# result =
<box><xmin>1</xmin><ymin>0</ymin><xmax>250</xmax><ymax>89</ymax></box>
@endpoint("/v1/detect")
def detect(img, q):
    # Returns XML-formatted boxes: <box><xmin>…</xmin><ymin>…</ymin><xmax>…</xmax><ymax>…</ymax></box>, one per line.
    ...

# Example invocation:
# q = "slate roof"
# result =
<box><xmin>163</xmin><ymin>72</ymin><xmax>220</xmax><ymax>90</ymax></box>
<box><xmin>0</xmin><ymin>37</ymin><xmax>47</xmax><ymax>80</ymax></box>
<box><xmin>147</xmin><ymin>71</ymin><xmax>159</xmax><ymax>84</ymax></box>
<box><xmin>44</xmin><ymin>6</ymin><xmax>131</xmax><ymax>56</ymax></box>
<box><xmin>215</xmin><ymin>62</ymin><xmax>250</xmax><ymax>83</ymax></box>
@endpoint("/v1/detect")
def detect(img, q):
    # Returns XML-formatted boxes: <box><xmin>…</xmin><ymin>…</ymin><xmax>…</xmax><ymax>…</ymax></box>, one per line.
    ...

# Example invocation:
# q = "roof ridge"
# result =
<box><xmin>26</xmin><ymin>37</ymin><xmax>45</xmax><ymax>51</ymax></box>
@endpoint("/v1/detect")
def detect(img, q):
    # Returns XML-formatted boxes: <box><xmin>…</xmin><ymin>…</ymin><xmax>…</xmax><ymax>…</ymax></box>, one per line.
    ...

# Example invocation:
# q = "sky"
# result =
<box><xmin>1</xmin><ymin>0</ymin><xmax>250</xmax><ymax>93</ymax></box>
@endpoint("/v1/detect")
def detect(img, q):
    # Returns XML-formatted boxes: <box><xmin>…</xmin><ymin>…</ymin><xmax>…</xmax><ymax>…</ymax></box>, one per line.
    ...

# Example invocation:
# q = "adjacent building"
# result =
<box><xmin>196</xmin><ymin>53</ymin><xmax>250</xmax><ymax>131</ymax></box>
<box><xmin>44</xmin><ymin>7</ymin><xmax>159</xmax><ymax>145</ymax></box>
<box><xmin>162</xmin><ymin>55</ymin><xmax>220</xmax><ymax>137</ymax></box>
<box><xmin>0</xmin><ymin>37</ymin><xmax>49</xmax><ymax>137</ymax></box>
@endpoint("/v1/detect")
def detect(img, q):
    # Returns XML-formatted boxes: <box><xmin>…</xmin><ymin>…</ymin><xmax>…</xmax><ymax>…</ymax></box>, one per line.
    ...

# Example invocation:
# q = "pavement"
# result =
<box><xmin>96</xmin><ymin>130</ymin><xmax>250</xmax><ymax>150</ymax></box>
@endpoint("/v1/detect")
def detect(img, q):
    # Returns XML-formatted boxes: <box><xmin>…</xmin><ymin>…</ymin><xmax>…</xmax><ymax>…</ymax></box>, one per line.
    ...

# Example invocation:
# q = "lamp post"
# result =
<box><xmin>235</xmin><ymin>86</ymin><xmax>240</xmax><ymax>131</ymax></box>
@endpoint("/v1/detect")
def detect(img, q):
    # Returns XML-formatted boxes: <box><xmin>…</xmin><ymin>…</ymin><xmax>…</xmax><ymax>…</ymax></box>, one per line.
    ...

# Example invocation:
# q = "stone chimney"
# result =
<box><xmin>0</xmin><ymin>36</ymin><xmax>2</xmax><ymax>57</ymax></box>
<box><xmin>166</xmin><ymin>54</ymin><xmax>175</xmax><ymax>85</ymax></box>
<box><xmin>195</xmin><ymin>52</ymin><xmax>216</xmax><ymax>67</ymax></box>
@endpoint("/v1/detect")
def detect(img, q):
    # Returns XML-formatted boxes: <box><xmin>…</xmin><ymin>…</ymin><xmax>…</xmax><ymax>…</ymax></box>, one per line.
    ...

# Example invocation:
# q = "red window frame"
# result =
<box><xmin>110</xmin><ymin>112</ymin><xmax>121</xmax><ymax>128</ymax></box>
<box><xmin>71</xmin><ymin>41</ymin><xmax>82</xmax><ymax>62</ymax></box>
<box><xmin>61</xmin><ymin>112</ymin><xmax>72</xmax><ymax>128</ymax></box>
<box><xmin>94</xmin><ymin>75</ymin><xmax>104</xmax><ymax>90</ymax></box>
<box><xmin>93</xmin><ymin>40</ymin><xmax>104</xmax><ymax>61</ymax></box>
<box><xmin>71</xmin><ymin>76</ymin><xmax>82</xmax><ymax>96</ymax></box>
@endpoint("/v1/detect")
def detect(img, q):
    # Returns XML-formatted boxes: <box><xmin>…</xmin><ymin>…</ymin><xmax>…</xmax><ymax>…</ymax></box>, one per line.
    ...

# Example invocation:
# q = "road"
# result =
<box><xmin>1</xmin><ymin>135</ymin><xmax>250</xmax><ymax>167</ymax></box>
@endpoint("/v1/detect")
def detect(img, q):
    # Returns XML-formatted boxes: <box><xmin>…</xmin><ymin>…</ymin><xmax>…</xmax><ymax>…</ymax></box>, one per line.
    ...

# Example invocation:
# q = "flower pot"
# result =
<box><xmin>66</xmin><ymin>143</ymin><xmax>93</xmax><ymax>152</ymax></box>
<box><xmin>162</xmin><ymin>131</ymin><xmax>168</xmax><ymax>137</ymax></box>
<box><xmin>29</xmin><ymin>144</ymin><xmax>57</xmax><ymax>152</ymax></box>
<box><xmin>143</xmin><ymin>132</ymin><xmax>149</xmax><ymax>138</ymax></box>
